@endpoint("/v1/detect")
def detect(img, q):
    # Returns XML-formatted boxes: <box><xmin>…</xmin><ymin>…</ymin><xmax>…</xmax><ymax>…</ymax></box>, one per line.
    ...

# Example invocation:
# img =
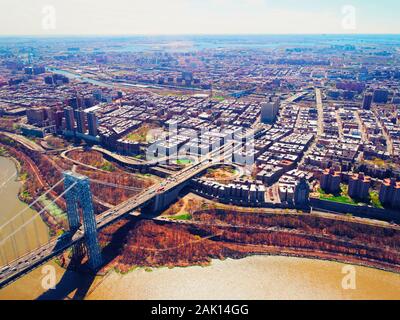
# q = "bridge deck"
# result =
<box><xmin>0</xmin><ymin>110</ymin><xmax>266</xmax><ymax>289</ymax></box>
<box><xmin>0</xmin><ymin>154</ymin><xmax>224</xmax><ymax>288</ymax></box>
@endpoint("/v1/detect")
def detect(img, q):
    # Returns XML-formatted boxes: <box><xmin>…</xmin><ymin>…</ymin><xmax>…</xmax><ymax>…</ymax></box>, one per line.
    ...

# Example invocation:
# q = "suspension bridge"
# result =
<box><xmin>0</xmin><ymin>140</ymin><xmax>243</xmax><ymax>289</ymax></box>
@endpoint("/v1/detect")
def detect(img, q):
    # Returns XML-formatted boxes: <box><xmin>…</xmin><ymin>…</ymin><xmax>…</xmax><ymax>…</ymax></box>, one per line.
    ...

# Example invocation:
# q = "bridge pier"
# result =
<box><xmin>147</xmin><ymin>183</ymin><xmax>189</xmax><ymax>213</ymax></box>
<box><xmin>64</xmin><ymin>171</ymin><xmax>103</xmax><ymax>270</ymax></box>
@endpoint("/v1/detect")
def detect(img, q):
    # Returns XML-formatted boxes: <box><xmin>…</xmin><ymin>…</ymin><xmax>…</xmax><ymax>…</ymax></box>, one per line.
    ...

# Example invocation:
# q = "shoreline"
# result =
<box><xmin>0</xmin><ymin>154</ymin><xmax>24</xmax><ymax>198</ymax></box>
<box><xmin>0</xmin><ymin>154</ymin><xmax>56</xmax><ymax>238</ymax></box>
<box><xmin>94</xmin><ymin>211</ymin><xmax>400</xmax><ymax>277</ymax></box>
<box><xmin>111</xmin><ymin>252</ymin><xmax>400</xmax><ymax>277</ymax></box>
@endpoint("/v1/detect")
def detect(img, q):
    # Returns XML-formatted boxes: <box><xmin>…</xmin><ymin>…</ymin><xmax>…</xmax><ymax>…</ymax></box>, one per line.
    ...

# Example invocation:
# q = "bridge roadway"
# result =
<box><xmin>0</xmin><ymin>91</ymin><xmax>308</xmax><ymax>288</ymax></box>
<box><xmin>0</xmin><ymin>142</ymin><xmax>239</xmax><ymax>289</ymax></box>
<box><xmin>0</xmin><ymin>92</ymin><xmax>304</xmax><ymax>288</ymax></box>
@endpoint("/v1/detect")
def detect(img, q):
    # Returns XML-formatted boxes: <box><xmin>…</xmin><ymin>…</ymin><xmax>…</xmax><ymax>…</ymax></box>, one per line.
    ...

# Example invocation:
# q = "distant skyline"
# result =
<box><xmin>1</xmin><ymin>0</ymin><xmax>400</xmax><ymax>36</ymax></box>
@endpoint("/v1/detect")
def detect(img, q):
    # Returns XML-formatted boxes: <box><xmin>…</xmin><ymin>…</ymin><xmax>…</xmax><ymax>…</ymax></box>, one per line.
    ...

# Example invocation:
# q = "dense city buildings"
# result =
<box><xmin>1</xmin><ymin>35</ymin><xmax>400</xmax><ymax>214</ymax></box>
<box><xmin>0</xmin><ymin>31</ymin><xmax>400</xmax><ymax>301</ymax></box>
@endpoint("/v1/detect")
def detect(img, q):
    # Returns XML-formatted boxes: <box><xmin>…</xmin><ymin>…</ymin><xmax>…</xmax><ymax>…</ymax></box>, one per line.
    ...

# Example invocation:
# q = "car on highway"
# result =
<box><xmin>0</xmin><ymin>266</ymin><xmax>10</xmax><ymax>274</ymax></box>
<box><xmin>103</xmin><ymin>212</ymin><xmax>113</xmax><ymax>219</ymax></box>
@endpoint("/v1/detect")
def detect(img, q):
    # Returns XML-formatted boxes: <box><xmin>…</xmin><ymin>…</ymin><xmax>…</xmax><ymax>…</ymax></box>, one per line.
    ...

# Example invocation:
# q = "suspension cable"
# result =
<box><xmin>0</xmin><ymin>178</ymin><xmax>65</xmax><ymax>231</ymax></box>
<box><xmin>0</xmin><ymin>181</ymin><xmax>77</xmax><ymax>246</ymax></box>
<box><xmin>0</xmin><ymin>172</ymin><xmax>17</xmax><ymax>192</ymax></box>
<box><xmin>89</xmin><ymin>179</ymin><xmax>144</xmax><ymax>191</ymax></box>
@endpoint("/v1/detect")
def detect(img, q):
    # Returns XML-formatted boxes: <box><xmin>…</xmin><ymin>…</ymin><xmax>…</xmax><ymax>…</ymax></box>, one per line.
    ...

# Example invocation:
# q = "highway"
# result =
<box><xmin>0</xmin><ymin>92</ymin><xmax>309</xmax><ymax>287</ymax></box>
<box><xmin>0</xmin><ymin>97</ymin><xmax>281</xmax><ymax>288</ymax></box>
<box><xmin>0</xmin><ymin>138</ymin><xmax>242</xmax><ymax>288</ymax></box>
<box><xmin>315</xmin><ymin>88</ymin><xmax>324</xmax><ymax>136</ymax></box>
<box><xmin>0</xmin><ymin>132</ymin><xmax>45</xmax><ymax>153</ymax></box>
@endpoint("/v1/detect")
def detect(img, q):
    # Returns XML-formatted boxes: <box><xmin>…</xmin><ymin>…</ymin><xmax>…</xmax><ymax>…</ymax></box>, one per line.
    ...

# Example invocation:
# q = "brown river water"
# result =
<box><xmin>0</xmin><ymin>156</ymin><xmax>399</xmax><ymax>300</ymax></box>
<box><xmin>0</xmin><ymin>157</ymin><xmax>49</xmax><ymax>265</ymax></box>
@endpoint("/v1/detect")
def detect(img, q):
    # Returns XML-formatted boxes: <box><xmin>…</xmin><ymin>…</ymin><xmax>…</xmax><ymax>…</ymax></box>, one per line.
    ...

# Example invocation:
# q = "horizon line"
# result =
<box><xmin>1</xmin><ymin>33</ymin><xmax>400</xmax><ymax>38</ymax></box>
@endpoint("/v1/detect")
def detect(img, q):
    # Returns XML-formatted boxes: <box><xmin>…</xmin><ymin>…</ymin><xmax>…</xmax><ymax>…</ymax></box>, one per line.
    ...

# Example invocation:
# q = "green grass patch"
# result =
<box><xmin>169</xmin><ymin>213</ymin><xmax>192</xmax><ymax>221</ymax></box>
<box><xmin>101</xmin><ymin>161</ymin><xmax>115</xmax><ymax>172</ymax></box>
<box><xmin>370</xmin><ymin>191</ymin><xmax>384</xmax><ymax>209</ymax></box>
<box><xmin>318</xmin><ymin>186</ymin><xmax>360</xmax><ymax>205</ymax></box>
<box><xmin>39</xmin><ymin>195</ymin><xmax>66</xmax><ymax>218</ymax></box>
<box><xmin>320</xmin><ymin>195</ymin><xmax>356</xmax><ymax>205</ymax></box>
<box><xmin>19</xmin><ymin>172</ymin><xmax>28</xmax><ymax>182</ymax></box>
<box><xmin>212</xmin><ymin>95</ymin><xmax>226</xmax><ymax>101</ymax></box>
<box><xmin>20</xmin><ymin>188</ymin><xmax>31</xmax><ymax>201</ymax></box>
<box><xmin>318</xmin><ymin>185</ymin><xmax>383</xmax><ymax>208</ymax></box>
<box><xmin>176</xmin><ymin>158</ymin><xmax>192</xmax><ymax>165</ymax></box>
<box><xmin>0</xmin><ymin>147</ymin><xmax>6</xmax><ymax>156</ymax></box>
<box><xmin>56</xmin><ymin>229</ymin><xmax>66</xmax><ymax>237</ymax></box>
<box><xmin>126</xmin><ymin>133</ymin><xmax>146</xmax><ymax>142</ymax></box>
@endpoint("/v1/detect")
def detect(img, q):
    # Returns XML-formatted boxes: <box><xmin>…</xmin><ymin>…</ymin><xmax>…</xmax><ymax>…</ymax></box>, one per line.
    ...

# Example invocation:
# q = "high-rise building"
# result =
<box><xmin>320</xmin><ymin>168</ymin><xmax>341</xmax><ymax>194</ymax></box>
<box><xmin>86</xmin><ymin>111</ymin><xmax>98</xmax><ymax>137</ymax></box>
<box><xmin>47</xmin><ymin>108</ymin><xmax>64</xmax><ymax>132</ymax></box>
<box><xmin>362</xmin><ymin>93</ymin><xmax>373</xmax><ymax>110</ymax></box>
<box><xmin>74</xmin><ymin>109</ymin><xmax>87</xmax><ymax>134</ymax></box>
<box><xmin>379</xmin><ymin>178</ymin><xmax>400</xmax><ymax>209</ymax></box>
<box><xmin>348</xmin><ymin>172</ymin><xmax>371</xmax><ymax>200</ymax></box>
<box><xmin>64</xmin><ymin>106</ymin><xmax>75</xmax><ymax>131</ymax></box>
<box><xmin>93</xmin><ymin>89</ymin><xmax>103</xmax><ymax>101</ymax></box>
<box><xmin>182</xmin><ymin>71</ymin><xmax>193</xmax><ymax>82</ymax></box>
<box><xmin>373</xmin><ymin>89</ymin><xmax>389</xmax><ymax>104</ymax></box>
<box><xmin>260</xmin><ymin>98</ymin><xmax>280</xmax><ymax>124</ymax></box>
<box><xmin>294</xmin><ymin>178</ymin><xmax>310</xmax><ymax>207</ymax></box>
<box><xmin>26</xmin><ymin>107</ymin><xmax>47</xmax><ymax>126</ymax></box>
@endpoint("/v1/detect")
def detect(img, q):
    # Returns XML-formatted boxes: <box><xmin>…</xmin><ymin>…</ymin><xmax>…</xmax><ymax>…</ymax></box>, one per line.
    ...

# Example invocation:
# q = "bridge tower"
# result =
<box><xmin>63</xmin><ymin>171</ymin><xmax>103</xmax><ymax>270</ymax></box>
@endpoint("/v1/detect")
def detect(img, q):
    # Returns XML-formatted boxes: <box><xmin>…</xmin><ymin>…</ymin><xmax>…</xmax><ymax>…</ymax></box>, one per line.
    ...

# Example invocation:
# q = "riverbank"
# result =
<box><xmin>91</xmin><ymin>202</ymin><xmax>400</xmax><ymax>276</ymax></box>
<box><xmin>0</xmin><ymin>141</ymin><xmax>68</xmax><ymax>235</ymax></box>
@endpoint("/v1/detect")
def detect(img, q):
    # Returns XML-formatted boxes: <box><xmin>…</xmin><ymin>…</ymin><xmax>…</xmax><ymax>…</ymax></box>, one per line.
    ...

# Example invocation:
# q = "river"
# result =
<box><xmin>0</xmin><ymin>156</ymin><xmax>399</xmax><ymax>300</ymax></box>
<box><xmin>0</xmin><ymin>157</ymin><xmax>49</xmax><ymax>265</ymax></box>
<box><xmin>1</xmin><ymin>256</ymin><xmax>399</xmax><ymax>300</ymax></box>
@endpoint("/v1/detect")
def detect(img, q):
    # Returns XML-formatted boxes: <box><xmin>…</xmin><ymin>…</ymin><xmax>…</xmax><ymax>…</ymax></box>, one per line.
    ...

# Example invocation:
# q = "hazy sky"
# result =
<box><xmin>1</xmin><ymin>0</ymin><xmax>399</xmax><ymax>35</ymax></box>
